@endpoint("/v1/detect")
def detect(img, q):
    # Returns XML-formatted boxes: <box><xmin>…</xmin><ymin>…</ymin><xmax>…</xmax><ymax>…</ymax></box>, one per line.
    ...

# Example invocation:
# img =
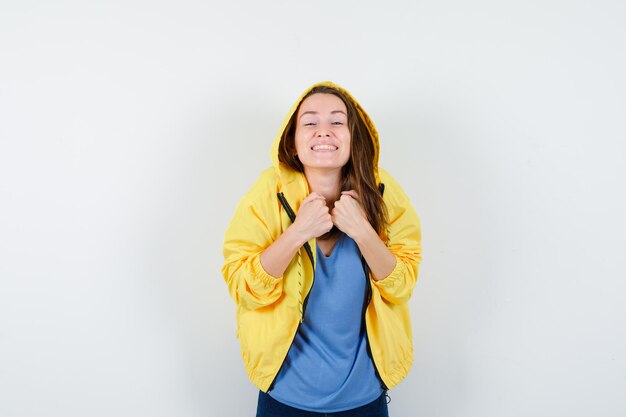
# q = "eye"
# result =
<box><xmin>303</xmin><ymin>122</ymin><xmax>316</xmax><ymax>126</ymax></box>
<box><xmin>332</xmin><ymin>121</ymin><xmax>344</xmax><ymax>125</ymax></box>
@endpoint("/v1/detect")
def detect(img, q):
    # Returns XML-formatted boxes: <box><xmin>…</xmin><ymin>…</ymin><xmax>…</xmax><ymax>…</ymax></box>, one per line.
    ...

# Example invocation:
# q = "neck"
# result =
<box><xmin>303</xmin><ymin>167</ymin><xmax>342</xmax><ymax>208</ymax></box>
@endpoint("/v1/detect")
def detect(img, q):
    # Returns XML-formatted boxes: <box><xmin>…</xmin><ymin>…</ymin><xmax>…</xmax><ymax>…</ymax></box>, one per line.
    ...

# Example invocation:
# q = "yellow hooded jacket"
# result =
<box><xmin>221</xmin><ymin>81</ymin><xmax>422</xmax><ymax>393</ymax></box>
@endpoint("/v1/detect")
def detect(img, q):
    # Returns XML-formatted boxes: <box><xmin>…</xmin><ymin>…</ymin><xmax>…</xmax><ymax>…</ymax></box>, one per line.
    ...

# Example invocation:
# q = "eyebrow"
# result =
<box><xmin>299</xmin><ymin>110</ymin><xmax>347</xmax><ymax>119</ymax></box>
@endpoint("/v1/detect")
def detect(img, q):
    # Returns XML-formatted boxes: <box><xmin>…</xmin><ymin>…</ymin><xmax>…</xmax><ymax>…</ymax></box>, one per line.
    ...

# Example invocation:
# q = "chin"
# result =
<box><xmin>301</xmin><ymin>157</ymin><xmax>349</xmax><ymax>169</ymax></box>
<box><xmin>303</xmin><ymin>163</ymin><xmax>348</xmax><ymax>172</ymax></box>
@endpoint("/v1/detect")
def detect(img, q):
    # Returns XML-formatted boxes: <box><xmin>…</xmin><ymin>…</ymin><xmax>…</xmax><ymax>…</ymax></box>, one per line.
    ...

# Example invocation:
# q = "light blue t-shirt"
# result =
<box><xmin>268</xmin><ymin>232</ymin><xmax>384</xmax><ymax>412</ymax></box>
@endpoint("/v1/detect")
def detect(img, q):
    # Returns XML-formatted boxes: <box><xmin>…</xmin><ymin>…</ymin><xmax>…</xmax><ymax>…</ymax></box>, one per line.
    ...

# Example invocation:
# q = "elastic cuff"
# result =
<box><xmin>372</xmin><ymin>257</ymin><xmax>404</xmax><ymax>288</ymax></box>
<box><xmin>252</xmin><ymin>255</ymin><xmax>283</xmax><ymax>287</ymax></box>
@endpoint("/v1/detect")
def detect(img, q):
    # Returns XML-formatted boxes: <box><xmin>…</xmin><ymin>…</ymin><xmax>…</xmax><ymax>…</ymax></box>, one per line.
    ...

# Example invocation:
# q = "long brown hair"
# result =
<box><xmin>277</xmin><ymin>86</ymin><xmax>388</xmax><ymax>240</ymax></box>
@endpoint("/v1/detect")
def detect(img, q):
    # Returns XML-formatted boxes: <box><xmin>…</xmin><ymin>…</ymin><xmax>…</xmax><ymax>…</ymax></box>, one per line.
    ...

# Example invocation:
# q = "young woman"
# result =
<box><xmin>222</xmin><ymin>81</ymin><xmax>422</xmax><ymax>417</ymax></box>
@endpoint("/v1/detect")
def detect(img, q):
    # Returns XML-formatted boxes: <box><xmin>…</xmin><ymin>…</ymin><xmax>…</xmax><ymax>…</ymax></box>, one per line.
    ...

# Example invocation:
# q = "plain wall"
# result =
<box><xmin>1</xmin><ymin>1</ymin><xmax>625</xmax><ymax>416</ymax></box>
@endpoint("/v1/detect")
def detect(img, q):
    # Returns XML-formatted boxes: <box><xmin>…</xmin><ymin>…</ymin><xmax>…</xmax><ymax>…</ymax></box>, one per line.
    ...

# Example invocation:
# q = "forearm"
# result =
<box><xmin>353</xmin><ymin>225</ymin><xmax>397</xmax><ymax>281</ymax></box>
<box><xmin>259</xmin><ymin>226</ymin><xmax>306</xmax><ymax>278</ymax></box>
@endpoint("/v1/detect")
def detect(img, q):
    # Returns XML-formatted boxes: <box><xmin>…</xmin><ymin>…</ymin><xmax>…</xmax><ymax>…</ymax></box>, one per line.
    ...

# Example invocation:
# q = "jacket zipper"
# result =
<box><xmin>267</xmin><ymin>192</ymin><xmax>315</xmax><ymax>392</ymax></box>
<box><xmin>362</xmin><ymin>182</ymin><xmax>388</xmax><ymax>390</ymax></box>
<box><xmin>361</xmin><ymin>254</ymin><xmax>389</xmax><ymax>391</ymax></box>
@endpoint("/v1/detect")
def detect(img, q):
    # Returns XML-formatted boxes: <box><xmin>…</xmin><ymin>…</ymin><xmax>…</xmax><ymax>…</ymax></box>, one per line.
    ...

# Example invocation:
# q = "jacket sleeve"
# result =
<box><xmin>371</xmin><ymin>171</ymin><xmax>423</xmax><ymax>304</ymax></box>
<box><xmin>221</xmin><ymin>182</ymin><xmax>284</xmax><ymax>310</ymax></box>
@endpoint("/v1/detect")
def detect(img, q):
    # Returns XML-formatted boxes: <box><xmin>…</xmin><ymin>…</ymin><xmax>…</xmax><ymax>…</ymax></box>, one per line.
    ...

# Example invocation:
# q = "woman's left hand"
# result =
<box><xmin>331</xmin><ymin>190</ymin><xmax>371</xmax><ymax>239</ymax></box>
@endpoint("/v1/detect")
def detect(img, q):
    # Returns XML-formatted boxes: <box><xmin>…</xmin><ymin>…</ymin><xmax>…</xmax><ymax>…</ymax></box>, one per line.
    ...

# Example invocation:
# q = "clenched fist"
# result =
<box><xmin>331</xmin><ymin>190</ymin><xmax>370</xmax><ymax>239</ymax></box>
<box><xmin>291</xmin><ymin>192</ymin><xmax>334</xmax><ymax>243</ymax></box>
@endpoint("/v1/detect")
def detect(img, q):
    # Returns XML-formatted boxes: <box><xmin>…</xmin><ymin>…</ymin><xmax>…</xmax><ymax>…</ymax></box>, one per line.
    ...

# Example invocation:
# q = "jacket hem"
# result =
<box><xmin>379</xmin><ymin>347</ymin><xmax>414</xmax><ymax>390</ymax></box>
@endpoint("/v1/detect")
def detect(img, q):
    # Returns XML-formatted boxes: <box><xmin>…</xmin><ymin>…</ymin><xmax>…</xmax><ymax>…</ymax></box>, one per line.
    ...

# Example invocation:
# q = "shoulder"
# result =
<box><xmin>228</xmin><ymin>166</ymin><xmax>282</xmax><ymax>230</ymax></box>
<box><xmin>378</xmin><ymin>167</ymin><xmax>412</xmax><ymax>206</ymax></box>
<box><xmin>241</xmin><ymin>166</ymin><xmax>280</xmax><ymax>205</ymax></box>
<box><xmin>378</xmin><ymin>167</ymin><xmax>422</xmax><ymax>237</ymax></box>
<box><xmin>223</xmin><ymin>168</ymin><xmax>283</xmax><ymax>251</ymax></box>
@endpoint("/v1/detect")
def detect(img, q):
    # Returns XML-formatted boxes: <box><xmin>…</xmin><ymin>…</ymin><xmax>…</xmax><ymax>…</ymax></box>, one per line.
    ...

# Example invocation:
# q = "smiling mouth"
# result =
<box><xmin>311</xmin><ymin>144</ymin><xmax>338</xmax><ymax>151</ymax></box>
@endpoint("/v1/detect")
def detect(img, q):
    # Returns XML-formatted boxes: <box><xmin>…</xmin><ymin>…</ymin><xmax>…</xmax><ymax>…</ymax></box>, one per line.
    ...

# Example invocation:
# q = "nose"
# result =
<box><xmin>316</xmin><ymin>129</ymin><xmax>330</xmax><ymax>137</ymax></box>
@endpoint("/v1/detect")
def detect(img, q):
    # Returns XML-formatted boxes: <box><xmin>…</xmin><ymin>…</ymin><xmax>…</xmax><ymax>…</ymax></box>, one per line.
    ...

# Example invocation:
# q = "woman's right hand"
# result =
<box><xmin>290</xmin><ymin>192</ymin><xmax>333</xmax><ymax>243</ymax></box>
<box><xmin>258</xmin><ymin>192</ymin><xmax>331</xmax><ymax>280</ymax></box>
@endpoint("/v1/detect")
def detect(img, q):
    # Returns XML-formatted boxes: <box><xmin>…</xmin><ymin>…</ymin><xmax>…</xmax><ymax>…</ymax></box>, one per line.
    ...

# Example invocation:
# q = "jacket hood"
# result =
<box><xmin>269</xmin><ymin>81</ymin><xmax>381</xmax><ymax>186</ymax></box>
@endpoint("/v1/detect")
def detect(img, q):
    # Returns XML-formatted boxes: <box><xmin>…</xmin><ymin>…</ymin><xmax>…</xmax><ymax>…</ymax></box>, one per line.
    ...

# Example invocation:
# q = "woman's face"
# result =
<box><xmin>294</xmin><ymin>93</ymin><xmax>351</xmax><ymax>172</ymax></box>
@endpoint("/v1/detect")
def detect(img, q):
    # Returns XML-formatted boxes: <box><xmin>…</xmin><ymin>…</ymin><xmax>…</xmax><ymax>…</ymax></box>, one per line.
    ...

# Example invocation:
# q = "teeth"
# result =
<box><xmin>312</xmin><ymin>144</ymin><xmax>338</xmax><ymax>151</ymax></box>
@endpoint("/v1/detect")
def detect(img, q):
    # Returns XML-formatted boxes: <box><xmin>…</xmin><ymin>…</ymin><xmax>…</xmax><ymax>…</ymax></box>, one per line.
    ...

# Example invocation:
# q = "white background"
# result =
<box><xmin>1</xmin><ymin>1</ymin><xmax>625</xmax><ymax>416</ymax></box>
